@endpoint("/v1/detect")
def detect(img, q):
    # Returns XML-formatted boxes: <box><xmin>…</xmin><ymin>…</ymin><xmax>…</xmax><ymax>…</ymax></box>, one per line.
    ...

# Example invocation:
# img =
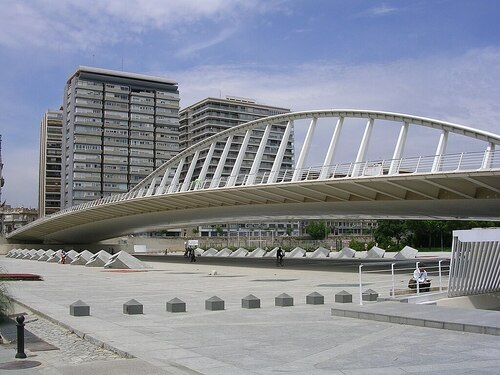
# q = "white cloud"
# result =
<box><xmin>360</xmin><ymin>4</ymin><xmax>398</xmax><ymax>17</ymax></box>
<box><xmin>167</xmin><ymin>47</ymin><xmax>499</xmax><ymax>162</ymax></box>
<box><xmin>0</xmin><ymin>0</ymin><xmax>276</xmax><ymax>52</ymax></box>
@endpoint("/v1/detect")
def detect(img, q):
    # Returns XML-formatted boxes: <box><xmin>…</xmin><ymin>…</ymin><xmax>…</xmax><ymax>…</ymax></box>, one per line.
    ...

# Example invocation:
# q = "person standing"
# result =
<box><xmin>276</xmin><ymin>247</ymin><xmax>284</xmax><ymax>267</ymax></box>
<box><xmin>190</xmin><ymin>248</ymin><xmax>196</xmax><ymax>263</ymax></box>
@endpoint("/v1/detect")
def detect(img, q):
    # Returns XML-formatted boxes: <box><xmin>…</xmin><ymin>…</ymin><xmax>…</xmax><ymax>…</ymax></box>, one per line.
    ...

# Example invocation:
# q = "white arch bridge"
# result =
<box><xmin>9</xmin><ymin>109</ymin><xmax>500</xmax><ymax>244</ymax></box>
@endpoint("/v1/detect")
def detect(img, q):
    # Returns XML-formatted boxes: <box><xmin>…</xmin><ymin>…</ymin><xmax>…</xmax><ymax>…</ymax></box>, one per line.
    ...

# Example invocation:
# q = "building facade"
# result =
<box><xmin>179</xmin><ymin>96</ymin><xmax>298</xmax><ymax>237</ymax></box>
<box><xmin>62</xmin><ymin>66</ymin><xmax>180</xmax><ymax>208</ymax></box>
<box><xmin>0</xmin><ymin>206</ymin><xmax>38</xmax><ymax>235</ymax></box>
<box><xmin>179</xmin><ymin>96</ymin><xmax>294</xmax><ymax>182</ymax></box>
<box><xmin>38</xmin><ymin>110</ymin><xmax>63</xmax><ymax>217</ymax></box>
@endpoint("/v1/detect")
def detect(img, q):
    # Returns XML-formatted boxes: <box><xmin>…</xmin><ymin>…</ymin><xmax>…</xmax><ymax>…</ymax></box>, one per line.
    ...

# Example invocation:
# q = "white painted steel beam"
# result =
<box><xmin>432</xmin><ymin>130</ymin><xmax>448</xmax><ymax>173</ymax></box>
<box><xmin>389</xmin><ymin>122</ymin><xmax>409</xmax><ymax>175</ymax></box>
<box><xmin>268</xmin><ymin>120</ymin><xmax>293</xmax><ymax>184</ymax></box>
<box><xmin>198</xmin><ymin>142</ymin><xmax>216</xmax><ymax>189</ymax></box>
<box><xmin>158</xmin><ymin>167</ymin><xmax>171</xmax><ymax>194</ymax></box>
<box><xmin>481</xmin><ymin>143</ymin><xmax>495</xmax><ymax>169</ymax></box>
<box><xmin>293</xmin><ymin>117</ymin><xmax>317</xmax><ymax>182</ymax></box>
<box><xmin>320</xmin><ymin>117</ymin><xmax>344</xmax><ymax>179</ymax></box>
<box><xmin>246</xmin><ymin>125</ymin><xmax>271</xmax><ymax>186</ymax></box>
<box><xmin>210</xmin><ymin>135</ymin><xmax>233</xmax><ymax>189</ymax></box>
<box><xmin>180</xmin><ymin>150</ymin><xmax>200</xmax><ymax>192</ymax></box>
<box><xmin>227</xmin><ymin>130</ymin><xmax>252</xmax><ymax>187</ymax></box>
<box><xmin>352</xmin><ymin>118</ymin><xmax>374</xmax><ymax>177</ymax></box>
<box><xmin>168</xmin><ymin>157</ymin><xmax>185</xmax><ymax>194</ymax></box>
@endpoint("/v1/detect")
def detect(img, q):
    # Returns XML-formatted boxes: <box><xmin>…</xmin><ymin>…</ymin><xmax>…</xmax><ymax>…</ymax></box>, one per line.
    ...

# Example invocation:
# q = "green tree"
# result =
<box><xmin>374</xmin><ymin>220</ymin><xmax>408</xmax><ymax>249</ymax></box>
<box><xmin>0</xmin><ymin>269</ymin><xmax>12</xmax><ymax>320</ymax></box>
<box><xmin>305</xmin><ymin>221</ymin><xmax>329</xmax><ymax>240</ymax></box>
<box><xmin>215</xmin><ymin>226</ymin><xmax>224</xmax><ymax>237</ymax></box>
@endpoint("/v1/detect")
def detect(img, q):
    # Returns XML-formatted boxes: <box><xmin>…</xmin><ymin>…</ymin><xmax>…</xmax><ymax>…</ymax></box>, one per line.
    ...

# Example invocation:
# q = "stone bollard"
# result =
<box><xmin>275</xmin><ymin>293</ymin><xmax>294</xmax><ymax>307</ymax></box>
<box><xmin>205</xmin><ymin>296</ymin><xmax>224</xmax><ymax>311</ymax></box>
<box><xmin>335</xmin><ymin>290</ymin><xmax>352</xmax><ymax>303</ymax></box>
<box><xmin>241</xmin><ymin>294</ymin><xmax>261</xmax><ymax>309</ymax></box>
<box><xmin>70</xmin><ymin>300</ymin><xmax>90</xmax><ymax>316</ymax></box>
<box><xmin>167</xmin><ymin>297</ymin><xmax>186</xmax><ymax>313</ymax></box>
<box><xmin>123</xmin><ymin>299</ymin><xmax>143</xmax><ymax>315</ymax></box>
<box><xmin>15</xmin><ymin>315</ymin><xmax>27</xmax><ymax>359</ymax></box>
<box><xmin>306</xmin><ymin>292</ymin><xmax>324</xmax><ymax>305</ymax></box>
<box><xmin>362</xmin><ymin>289</ymin><xmax>379</xmax><ymax>302</ymax></box>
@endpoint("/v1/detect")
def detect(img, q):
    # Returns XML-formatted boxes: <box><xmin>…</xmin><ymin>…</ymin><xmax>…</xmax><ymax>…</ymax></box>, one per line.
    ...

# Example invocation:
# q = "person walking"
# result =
<box><xmin>276</xmin><ymin>247</ymin><xmax>284</xmax><ymax>267</ymax></box>
<box><xmin>190</xmin><ymin>248</ymin><xmax>196</xmax><ymax>263</ymax></box>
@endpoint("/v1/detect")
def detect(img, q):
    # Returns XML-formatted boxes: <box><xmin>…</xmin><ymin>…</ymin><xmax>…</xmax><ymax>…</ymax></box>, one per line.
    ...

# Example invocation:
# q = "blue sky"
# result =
<box><xmin>0</xmin><ymin>0</ymin><xmax>499</xmax><ymax>207</ymax></box>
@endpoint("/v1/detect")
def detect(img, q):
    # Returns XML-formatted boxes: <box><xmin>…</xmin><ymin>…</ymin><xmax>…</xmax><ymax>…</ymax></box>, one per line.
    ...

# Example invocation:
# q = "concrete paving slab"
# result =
<box><xmin>1</xmin><ymin>255</ymin><xmax>499</xmax><ymax>374</ymax></box>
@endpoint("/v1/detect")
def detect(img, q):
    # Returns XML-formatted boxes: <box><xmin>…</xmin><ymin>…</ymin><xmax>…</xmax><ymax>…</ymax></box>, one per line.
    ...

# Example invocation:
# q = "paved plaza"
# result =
<box><xmin>1</xmin><ymin>255</ymin><xmax>499</xmax><ymax>374</ymax></box>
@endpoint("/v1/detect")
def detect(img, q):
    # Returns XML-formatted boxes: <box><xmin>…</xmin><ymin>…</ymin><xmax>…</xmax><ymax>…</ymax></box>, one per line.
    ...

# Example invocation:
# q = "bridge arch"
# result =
<box><xmin>8</xmin><ymin>109</ymin><xmax>500</xmax><ymax>243</ymax></box>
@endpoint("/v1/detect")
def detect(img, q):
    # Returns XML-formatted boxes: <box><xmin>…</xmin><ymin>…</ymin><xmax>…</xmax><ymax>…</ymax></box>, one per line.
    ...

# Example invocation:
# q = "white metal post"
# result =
<box><xmin>211</xmin><ymin>135</ymin><xmax>233</xmax><ymax>188</ymax></box>
<box><xmin>391</xmin><ymin>263</ymin><xmax>395</xmax><ymax>297</ymax></box>
<box><xmin>389</xmin><ymin>122</ymin><xmax>409</xmax><ymax>175</ymax></box>
<box><xmin>180</xmin><ymin>150</ymin><xmax>200</xmax><ymax>192</ymax></box>
<box><xmin>246</xmin><ymin>125</ymin><xmax>271</xmax><ymax>185</ymax></box>
<box><xmin>439</xmin><ymin>260</ymin><xmax>443</xmax><ymax>292</ymax></box>
<box><xmin>268</xmin><ymin>120</ymin><xmax>293</xmax><ymax>184</ymax></box>
<box><xmin>292</xmin><ymin>117</ymin><xmax>317</xmax><ymax>182</ymax></box>
<box><xmin>228</xmin><ymin>130</ymin><xmax>252</xmax><ymax>187</ymax></box>
<box><xmin>432</xmin><ymin>130</ymin><xmax>448</xmax><ymax>173</ymax></box>
<box><xmin>415</xmin><ymin>261</ymin><xmax>420</xmax><ymax>295</ymax></box>
<box><xmin>359</xmin><ymin>264</ymin><xmax>363</xmax><ymax>305</ymax></box>
<box><xmin>319</xmin><ymin>117</ymin><xmax>344</xmax><ymax>179</ymax></box>
<box><xmin>352</xmin><ymin>118</ymin><xmax>374</xmax><ymax>177</ymax></box>
<box><xmin>168</xmin><ymin>157</ymin><xmax>185</xmax><ymax>194</ymax></box>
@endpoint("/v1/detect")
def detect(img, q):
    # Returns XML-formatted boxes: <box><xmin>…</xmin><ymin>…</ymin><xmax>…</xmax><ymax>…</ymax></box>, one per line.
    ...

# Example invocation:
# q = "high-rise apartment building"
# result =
<box><xmin>38</xmin><ymin>110</ymin><xmax>63</xmax><ymax>217</ymax></box>
<box><xmin>179</xmin><ymin>96</ymin><xmax>294</xmax><ymax>182</ymax></box>
<box><xmin>180</xmin><ymin>96</ymin><xmax>297</xmax><ymax>238</ymax></box>
<box><xmin>62</xmin><ymin>66</ymin><xmax>180</xmax><ymax>208</ymax></box>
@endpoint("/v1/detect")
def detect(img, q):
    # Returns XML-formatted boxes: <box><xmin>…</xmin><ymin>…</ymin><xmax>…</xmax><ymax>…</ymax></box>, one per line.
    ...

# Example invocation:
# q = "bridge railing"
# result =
<box><xmin>45</xmin><ymin>149</ymin><xmax>498</xmax><ymax>220</ymax></box>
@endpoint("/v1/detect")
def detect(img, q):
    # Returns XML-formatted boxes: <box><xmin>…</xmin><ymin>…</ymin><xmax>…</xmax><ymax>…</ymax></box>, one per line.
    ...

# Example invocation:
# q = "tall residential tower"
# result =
<box><xmin>62</xmin><ymin>67</ymin><xmax>180</xmax><ymax>208</ymax></box>
<box><xmin>38</xmin><ymin>110</ymin><xmax>63</xmax><ymax>216</ymax></box>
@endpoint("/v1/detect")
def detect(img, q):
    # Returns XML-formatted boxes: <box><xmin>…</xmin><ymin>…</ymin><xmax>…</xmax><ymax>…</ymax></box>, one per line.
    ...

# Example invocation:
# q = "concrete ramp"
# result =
<box><xmin>287</xmin><ymin>247</ymin><xmax>306</xmax><ymax>258</ymax></box>
<box><xmin>38</xmin><ymin>249</ymin><xmax>55</xmax><ymax>261</ymax></box>
<box><xmin>194</xmin><ymin>247</ymin><xmax>204</xmax><ymax>256</ymax></box>
<box><xmin>201</xmin><ymin>248</ymin><xmax>218</xmax><ymax>257</ymax></box>
<box><xmin>395</xmin><ymin>246</ymin><xmax>418</xmax><ymax>260</ymax></box>
<box><xmin>248</xmin><ymin>248</ymin><xmax>267</xmax><ymax>257</ymax></box>
<box><xmin>230</xmin><ymin>248</ymin><xmax>248</xmax><ymax>257</ymax></box>
<box><xmin>366</xmin><ymin>246</ymin><xmax>386</xmax><ymax>259</ymax></box>
<box><xmin>338</xmin><ymin>247</ymin><xmax>356</xmax><ymax>259</ymax></box>
<box><xmin>104</xmin><ymin>251</ymin><xmax>150</xmax><ymax>269</ymax></box>
<box><xmin>47</xmin><ymin>250</ymin><xmax>65</xmax><ymax>263</ymax></box>
<box><xmin>15</xmin><ymin>249</ymin><xmax>29</xmax><ymax>259</ymax></box>
<box><xmin>6</xmin><ymin>249</ymin><xmax>21</xmax><ymax>258</ymax></box>
<box><xmin>85</xmin><ymin>250</ymin><xmax>112</xmax><ymax>267</ymax></box>
<box><xmin>66</xmin><ymin>250</ymin><xmax>80</xmax><ymax>262</ymax></box>
<box><xmin>214</xmin><ymin>248</ymin><xmax>232</xmax><ymax>257</ymax></box>
<box><xmin>22</xmin><ymin>249</ymin><xmax>37</xmax><ymax>260</ymax></box>
<box><xmin>70</xmin><ymin>250</ymin><xmax>94</xmax><ymax>265</ymax></box>
<box><xmin>30</xmin><ymin>249</ymin><xmax>46</xmax><ymax>260</ymax></box>
<box><xmin>264</xmin><ymin>247</ymin><xmax>279</xmax><ymax>257</ymax></box>
<box><xmin>311</xmin><ymin>247</ymin><xmax>329</xmax><ymax>258</ymax></box>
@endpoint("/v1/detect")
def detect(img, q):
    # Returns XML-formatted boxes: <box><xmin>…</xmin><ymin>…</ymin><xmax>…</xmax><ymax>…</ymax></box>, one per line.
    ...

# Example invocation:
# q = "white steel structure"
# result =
<box><xmin>8</xmin><ymin>109</ymin><xmax>500</xmax><ymax>244</ymax></box>
<box><xmin>448</xmin><ymin>228</ymin><xmax>500</xmax><ymax>297</ymax></box>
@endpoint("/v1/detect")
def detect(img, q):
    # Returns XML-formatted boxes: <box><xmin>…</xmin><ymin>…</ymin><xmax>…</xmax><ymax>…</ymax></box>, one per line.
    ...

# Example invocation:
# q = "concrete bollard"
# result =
<box><xmin>275</xmin><ymin>293</ymin><xmax>294</xmax><ymax>307</ymax></box>
<box><xmin>306</xmin><ymin>292</ymin><xmax>324</xmax><ymax>305</ymax></box>
<box><xmin>241</xmin><ymin>294</ymin><xmax>261</xmax><ymax>309</ymax></box>
<box><xmin>335</xmin><ymin>290</ymin><xmax>352</xmax><ymax>303</ymax></box>
<box><xmin>70</xmin><ymin>300</ymin><xmax>90</xmax><ymax>316</ymax></box>
<box><xmin>166</xmin><ymin>297</ymin><xmax>186</xmax><ymax>313</ymax></box>
<box><xmin>123</xmin><ymin>299</ymin><xmax>144</xmax><ymax>315</ymax></box>
<box><xmin>362</xmin><ymin>289</ymin><xmax>379</xmax><ymax>301</ymax></box>
<box><xmin>205</xmin><ymin>296</ymin><xmax>224</xmax><ymax>311</ymax></box>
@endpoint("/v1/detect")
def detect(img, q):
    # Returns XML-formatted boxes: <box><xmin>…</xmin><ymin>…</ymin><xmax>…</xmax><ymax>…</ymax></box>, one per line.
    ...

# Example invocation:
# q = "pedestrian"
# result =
<box><xmin>60</xmin><ymin>250</ymin><xmax>67</xmax><ymax>264</ymax></box>
<box><xmin>190</xmin><ymin>248</ymin><xmax>196</xmax><ymax>263</ymax></box>
<box><xmin>276</xmin><ymin>247</ymin><xmax>284</xmax><ymax>267</ymax></box>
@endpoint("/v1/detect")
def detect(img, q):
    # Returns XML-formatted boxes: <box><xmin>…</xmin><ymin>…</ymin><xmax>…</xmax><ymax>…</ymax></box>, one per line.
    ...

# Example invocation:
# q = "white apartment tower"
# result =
<box><xmin>62</xmin><ymin>67</ymin><xmax>180</xmax><ymax>208</ymax></box>
<box><xmin>179</xmin><ymin>96</ymin><xmax>294</xmax><ymax>182</ymax></box>
<box><xmin>38</xmin><ymin>109</ymin><xmax>63</xmax><ymax>216</ymax></box>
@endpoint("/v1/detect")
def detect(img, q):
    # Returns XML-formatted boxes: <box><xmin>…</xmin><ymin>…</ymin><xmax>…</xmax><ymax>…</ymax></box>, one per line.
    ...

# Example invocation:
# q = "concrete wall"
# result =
<box><xmin>436</xmin><ymin>292</ymin><xmax>500</xmax><ymax>311</ymax></box>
